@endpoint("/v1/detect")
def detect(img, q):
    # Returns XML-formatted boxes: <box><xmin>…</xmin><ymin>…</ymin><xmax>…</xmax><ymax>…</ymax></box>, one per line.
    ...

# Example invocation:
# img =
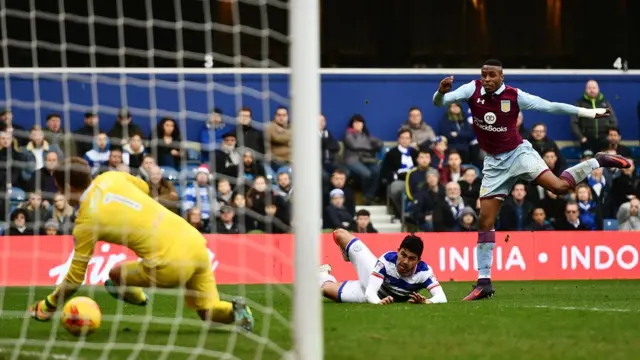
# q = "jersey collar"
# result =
<box><xmin>79</xmin><ymin>183</ymin><xmax>95</xmax><ymax>203</ymax></box>
<box><xmin>480</xmin><ymin>82</ymin><xmax>506</xmax><ymax>96</ymax></box>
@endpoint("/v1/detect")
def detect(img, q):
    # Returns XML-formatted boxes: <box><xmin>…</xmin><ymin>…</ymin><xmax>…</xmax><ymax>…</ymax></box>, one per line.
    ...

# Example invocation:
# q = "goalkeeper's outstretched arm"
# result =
<box><xmin>31</xmin><ymin>226</ymin><xmax>96</xmax><ymax>320</ymax></box>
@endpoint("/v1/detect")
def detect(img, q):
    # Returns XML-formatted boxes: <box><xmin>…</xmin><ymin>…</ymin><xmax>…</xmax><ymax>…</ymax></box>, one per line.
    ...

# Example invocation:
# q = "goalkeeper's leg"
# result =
<box><xmin>186</xmin><ymin>266</ymin><xmax>254</xmax><ymax>332</ymax></box>
<box><xmin>105</xmin><ymin>261</ymin><xmax>150</xmax><ymax>306</ymax></box>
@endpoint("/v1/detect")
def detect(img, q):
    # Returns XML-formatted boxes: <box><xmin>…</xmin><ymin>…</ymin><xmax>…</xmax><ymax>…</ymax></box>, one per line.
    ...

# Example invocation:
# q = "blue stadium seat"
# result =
<box><xmin>378</xmin><ymin>146</ymin><xmax>390</xmax><ymax>160</ymax></box>
<box><xmin>560</xmin><ymin>146</ymin><xmax>582</xmax><ymax>160</ymax></box>
<box><xmin>0</xmin><ymin>221</ymin><xmax>6</xmax><ymax>235</ymax></box>
<box><xmin>603</xmin><ymin>219</ymin><xmax>619</xmax><ymax>231</ymax></box>
<box><xmin>186</xmin><ymin>148</ymin><xmax>201</xmax><ymax>164</ymax></box>
<box><xmin>160</xmin><ymin>166</ymin><xmax>179</xmax><ymax>181</ymax></box>
<box><xmin>9</xmin><ymin>187</ymin><xmax>26</xmax><ymax>203</ymax></box>
<box><xmin>628</xmin><ymin>146</ymin><xmax>640</xmax><ymax>159</ymax></box>
<box><xmin>565</xmin><ymin>159</ymin><xmax>579</xmax><ymax>168</ymax></box>
<box><xmin>180</xmin><ymin>164</ymin><xmax>199</xmax><ymax>181</ymax></box>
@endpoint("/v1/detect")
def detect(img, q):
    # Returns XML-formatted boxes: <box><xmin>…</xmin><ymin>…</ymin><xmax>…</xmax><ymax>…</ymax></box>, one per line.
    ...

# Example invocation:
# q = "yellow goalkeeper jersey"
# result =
<box><xmin>64</xmin><ymin>171</ymin><xmax>205</xmax><ymax>285</ymax></box>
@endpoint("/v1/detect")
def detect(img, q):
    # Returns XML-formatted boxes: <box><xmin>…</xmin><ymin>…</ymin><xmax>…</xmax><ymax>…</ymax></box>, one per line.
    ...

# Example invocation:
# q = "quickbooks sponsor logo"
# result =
<box><xmin>474</xmin><ymin>119</ymin><xmax>507</xmax><ymax>132</ymax></box>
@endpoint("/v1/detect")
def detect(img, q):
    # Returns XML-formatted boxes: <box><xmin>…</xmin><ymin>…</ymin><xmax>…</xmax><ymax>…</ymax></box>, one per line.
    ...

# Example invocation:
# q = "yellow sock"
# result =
<box><xmin>206</xmin><ymin>301</ymin><xmax>234</xmax><ymax>324</ymax></box>
<box><xmin>122</xmin><ymin>286</ymin><xmax>147</xmax><ymax>305</ymax></box>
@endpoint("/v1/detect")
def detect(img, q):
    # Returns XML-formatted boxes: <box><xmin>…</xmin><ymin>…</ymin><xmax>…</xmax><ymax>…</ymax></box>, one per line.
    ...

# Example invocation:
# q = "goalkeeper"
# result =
<box><xmin>29</xmin><ymin>157</ymin><xmax>254</xmax><ymax>332</ymax></box>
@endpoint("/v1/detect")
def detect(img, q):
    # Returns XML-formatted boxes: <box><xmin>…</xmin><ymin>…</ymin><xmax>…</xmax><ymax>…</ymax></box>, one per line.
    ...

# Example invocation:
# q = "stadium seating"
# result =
<box><xmin>629</xmin><ymin>146</ymin><xmax>640</xmax><ymax>160</ymax></box>
<box><xmin>160</xmin><ymin>166</ymin><xmax>180</xmax><ymax>181</ymax></box>
<box><xmin>603</xmin><ymin>219</ymin><xmax>619</xmax><ymax>231</ymax></box>
<box><xmin>560</xmin><ymin>146</ymin><xmax>582</xmax><ymax>161</ymax></box>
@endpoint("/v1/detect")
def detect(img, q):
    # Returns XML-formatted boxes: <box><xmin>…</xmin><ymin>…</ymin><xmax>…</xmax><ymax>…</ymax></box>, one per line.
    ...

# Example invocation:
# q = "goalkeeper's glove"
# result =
<box><xmin>30</xmin><ymin>298</ymin><xmax>57</xmax><ymax>322</ymax></box>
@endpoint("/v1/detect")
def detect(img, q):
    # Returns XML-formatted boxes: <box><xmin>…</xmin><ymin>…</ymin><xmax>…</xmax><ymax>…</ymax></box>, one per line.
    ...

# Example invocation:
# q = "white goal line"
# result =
<box><xmin>0</xmin><ymin>68</ymin><xmax>639</xmax><ymax>76</ymax></box>
<box><xmin>524</xmin><ymin>305</ymin><xmax>637</xmax><ymax>313</ymax></box>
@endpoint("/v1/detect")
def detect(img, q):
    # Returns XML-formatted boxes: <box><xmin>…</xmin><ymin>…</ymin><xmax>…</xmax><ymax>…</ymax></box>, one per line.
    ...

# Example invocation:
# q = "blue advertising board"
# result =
<box><xmin>1</xmin><ymin>69</ymin><xmax>638</xmax><ymax>142</ymax></box>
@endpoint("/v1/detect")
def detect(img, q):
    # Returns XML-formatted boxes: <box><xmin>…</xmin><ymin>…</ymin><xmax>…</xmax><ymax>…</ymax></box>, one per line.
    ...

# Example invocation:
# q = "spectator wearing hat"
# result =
<box><xmin>43</xmin><ymin>113</ymin><xmax>77</xmax><ymax>157</ymax></box>
<box><xmin>74</xmin><ymin>112</ymin><xmax>102</xmax><ymax>156</ymax></box>
<box><xmin>200</xmin><ymin>108</ymin><xmax>231</xmax><ymax>163</ymax></box>
<box><xmin>43</xmin><ymin>219</ymin><xmax>60</xmax><ymax>235</ymax></box>
<box><xmin>108</xmin><ymin>108</ymin><xmax>144</xmax><ymax>146</ymax></box>
<box><xmin>182</xmin><ymin>164</ymin><xmax>217</xmax><ymax>229</ymax></box>
<box><xmin>323</xmin><ymin>188</ymin><xmax>354</xmax><ymax>230</ymax></box>
<box><xmin>213</xmin><ymin>131</ymin><xmax>241</xmax><ymax>179</ymax></box>
<box><xmin>430</xmin><ymin>136</ymin><xmax>448</xmax><ymax>170</ymax></box>
<box><xmin>213</xmin><ymin>205</ymin><xmax>242</xmax><ymax>234</ymax></box>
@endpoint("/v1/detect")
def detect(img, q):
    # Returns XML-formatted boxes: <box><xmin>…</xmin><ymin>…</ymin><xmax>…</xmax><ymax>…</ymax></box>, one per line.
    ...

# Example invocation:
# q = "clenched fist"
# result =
<box><xmin>438</xmin><ymin>76</ymin><xmax>454</xmax><ymax>94</ymax></box>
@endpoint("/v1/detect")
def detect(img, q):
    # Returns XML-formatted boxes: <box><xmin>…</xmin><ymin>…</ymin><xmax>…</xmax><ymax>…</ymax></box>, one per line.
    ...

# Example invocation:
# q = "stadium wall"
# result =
<box><xmin>2</xmin><ymin>70</ymin><xmax>639</xmax><ymax>142</ymax></box>
<box><xmin>2</xmin><ymin>232</ymin><xmax>639</xmax><ymax>286</ymax></box>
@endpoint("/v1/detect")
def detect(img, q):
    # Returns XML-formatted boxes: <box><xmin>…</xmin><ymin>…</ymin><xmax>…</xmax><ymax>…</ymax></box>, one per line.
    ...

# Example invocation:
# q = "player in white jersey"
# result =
<box><xmin>319</xmin><ymin>229</ymin><xmax>447</xmax><ymax>305</ymax></box>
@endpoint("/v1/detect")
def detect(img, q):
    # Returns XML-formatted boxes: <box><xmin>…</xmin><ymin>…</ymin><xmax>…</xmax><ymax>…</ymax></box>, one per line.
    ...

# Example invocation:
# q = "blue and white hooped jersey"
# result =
<box><xmin>372</xmin><ymin>251</ymin><xmax>440</xmax><ymax>302</ymax></box>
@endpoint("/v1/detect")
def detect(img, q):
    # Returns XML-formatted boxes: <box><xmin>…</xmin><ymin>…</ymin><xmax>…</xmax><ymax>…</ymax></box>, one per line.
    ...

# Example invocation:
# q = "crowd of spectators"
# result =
<box><xmin>1</xmin><ymin>79</ymin><xmax>638</xmax><ymax>236</ymax></box>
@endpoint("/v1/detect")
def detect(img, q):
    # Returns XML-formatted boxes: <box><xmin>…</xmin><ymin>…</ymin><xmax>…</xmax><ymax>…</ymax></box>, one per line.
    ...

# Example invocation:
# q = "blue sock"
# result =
<box><xmin>477</xmin><ymin>231</ymin><xmax>496</xmax><ymax>282</ymax></box>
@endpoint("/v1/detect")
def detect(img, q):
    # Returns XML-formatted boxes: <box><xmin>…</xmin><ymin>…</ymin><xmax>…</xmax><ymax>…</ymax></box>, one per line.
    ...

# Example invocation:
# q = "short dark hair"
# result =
<box><xmin>46</xmin><ymin>113</ymin><xmax>62</xmax><ymax>121</ymax></box>
<box><xmin>84</xmin><ymin>112</ymin><xmax>97</xmax><ymax>118</ymax></box>
<box><xmin>462</xmin><ymin>167</ymin><xmax>476</xmax><ymax>176</ymax></box>
<box><xmin>399</xmin><ymin>235</ymin><xmax>424</xmax><ymax>259</ymax></box>
<box><xmin>542</xmin><ymin>148</ymin><xmax>557</xmax><ymax>157</ymax></box>
<box><xmin>213</xmin><ymin>107</ymin><xmax>223</xmax><ymax>115</ymax></box>
<box><xmin>356</xmin><ymin>209</ymin><xmax>370</xmax><ymax>217</ymax></box>
<box><xmin>608</xmin><ymin>127</ymin><xmax>620</xmax><ymax>135</ymax></box>
<box><xmin>483</xmin><ymin>59</ymin><xmax>503</xmax><ymax>67</ymax></box>
<box><xmin>398</xmin><ymin>127</ymin><xmax>412</xmax><ymax>139</ymax></box>
<box><xmin>53</xmin><ymin>157</ymin><xmax>93</xmax><ymax>191</ymax></box>
<box><xmin>408</xmin><ymin>107</ymin><xmax>421</xmax><ymax>113</ymax></box>
<box><xmin>239</xmin><ymin>106</ymin><xmax>252</xmax><ymax>115</ymax></box>
<box><xmin>448</xmin><ymin>149</ymin><xmax>461</xmax><ymax>159</ymax></box>
<box><xmin>418</xmin><ymin>149</ymin><xmax>431</xmax><ymax>157</ymax></box>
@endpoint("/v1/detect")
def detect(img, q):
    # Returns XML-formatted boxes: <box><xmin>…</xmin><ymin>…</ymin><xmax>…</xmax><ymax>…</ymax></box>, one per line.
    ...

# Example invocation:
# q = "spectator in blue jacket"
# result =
<box><xmin>576</xmin><ymin>183</ymin><xmax>602</xmax><ymax>230</ymax></box>
<box><xmin>200</xmin><ymin>108</ymin><xmax>231</xmax><ymax>163</ymax></box>
<box><xmin>438</xmin><ymin>102</ymin><xmax>474</xmax><ymax>163</ymax></box>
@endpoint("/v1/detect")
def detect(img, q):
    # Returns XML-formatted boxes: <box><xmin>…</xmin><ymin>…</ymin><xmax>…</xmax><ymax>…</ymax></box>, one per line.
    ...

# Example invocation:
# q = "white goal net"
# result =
<box><xmin>0</xmin><ymin>0</ymin><xmax>321</xmax><ymax>359</ymax></box>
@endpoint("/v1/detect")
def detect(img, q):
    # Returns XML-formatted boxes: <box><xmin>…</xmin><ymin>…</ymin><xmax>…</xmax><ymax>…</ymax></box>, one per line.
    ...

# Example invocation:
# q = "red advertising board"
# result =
<box><xmin>1</xmin><ymin>232</ymin><xmax>639</xmax><ymax>286</ymax></box>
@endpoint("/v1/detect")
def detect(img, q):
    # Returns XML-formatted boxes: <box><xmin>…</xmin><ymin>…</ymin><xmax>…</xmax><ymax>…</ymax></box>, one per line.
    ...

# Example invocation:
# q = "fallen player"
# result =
<box><xmin>320</xmin><ymin>229</ymin><xmax>447</xmax><ymax>305</ymax></box>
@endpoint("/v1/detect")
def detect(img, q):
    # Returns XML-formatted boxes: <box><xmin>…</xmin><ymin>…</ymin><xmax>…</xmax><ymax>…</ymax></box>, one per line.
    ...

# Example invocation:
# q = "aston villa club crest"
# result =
<box><xmin>501</xmin><ymin>100</ymin><xmax>511</xmax><ymax>113</ymax></box>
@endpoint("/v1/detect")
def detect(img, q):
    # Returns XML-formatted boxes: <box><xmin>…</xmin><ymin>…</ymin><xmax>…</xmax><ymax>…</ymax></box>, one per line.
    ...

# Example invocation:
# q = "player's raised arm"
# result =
<box><xmin>432</xmin><ymin>77</ymin><xmax>475</xmax><ymax>107</ymax></box>
<box><xmin>517</xmin><ymin>89</ymin><xmax>609</xmax><ymax>119</ymax></box>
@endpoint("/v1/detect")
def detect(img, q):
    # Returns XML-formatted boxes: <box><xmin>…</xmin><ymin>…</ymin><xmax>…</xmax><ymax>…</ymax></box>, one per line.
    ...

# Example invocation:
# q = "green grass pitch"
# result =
<box><xmin>1</xmin><ymin>281</ymin><xmax>639</xmax><ymax>360</ymax></box>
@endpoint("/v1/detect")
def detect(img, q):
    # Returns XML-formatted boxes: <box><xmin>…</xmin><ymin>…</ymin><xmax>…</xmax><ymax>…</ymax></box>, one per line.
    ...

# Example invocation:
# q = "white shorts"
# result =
<box><xmin>479</xmin><ymin>140</ymin><xmax>550</xmax><ymax>200</ymax></box>
<box><xmin>337</xmin><ymin>238</ymin><xmax>377</xmax><ymax>303</ymax></box>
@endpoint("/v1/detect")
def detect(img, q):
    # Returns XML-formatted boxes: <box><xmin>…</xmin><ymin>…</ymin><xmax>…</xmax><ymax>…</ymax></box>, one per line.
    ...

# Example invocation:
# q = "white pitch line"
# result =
<box><xmin>0</xmin><ymin>347</ymin><xmax>80</xmax><ymax>360</ymax></box>
<box><xmin>525</xmin><ymin>305</ymin><xmax>637</xmax><ymax>313</ymax></box>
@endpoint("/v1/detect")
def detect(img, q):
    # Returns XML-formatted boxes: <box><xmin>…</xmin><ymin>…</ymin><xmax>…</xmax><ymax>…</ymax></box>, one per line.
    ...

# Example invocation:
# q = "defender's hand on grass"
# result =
<box><xmin>408</xmin><ymin>292</ymin><xmax>430</xmax><ymax>305</ymax></box>
<box><xmin>380</xmin><ymin>296</ymin><xmax>394</xmax><ymax>305</ymax></box>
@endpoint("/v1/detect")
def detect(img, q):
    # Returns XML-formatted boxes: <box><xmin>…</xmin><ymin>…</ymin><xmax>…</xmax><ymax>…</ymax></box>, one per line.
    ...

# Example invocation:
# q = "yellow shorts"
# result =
<box><xmin>118</xmin><ymin>249</ymin><xmax>219</xmax><ymax>310</ymax></box>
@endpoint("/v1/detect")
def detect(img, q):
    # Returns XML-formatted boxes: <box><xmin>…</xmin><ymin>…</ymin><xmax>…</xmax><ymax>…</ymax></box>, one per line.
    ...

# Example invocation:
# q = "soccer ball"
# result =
<box><xmin>60</xmin><ymin>296</ymin><xmax>102</xmax><ymax>336</ymax></box>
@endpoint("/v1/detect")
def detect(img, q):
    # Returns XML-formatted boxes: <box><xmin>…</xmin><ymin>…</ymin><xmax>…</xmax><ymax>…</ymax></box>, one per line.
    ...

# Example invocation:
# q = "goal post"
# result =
<box><xmin>289</xmin><ymin>0</ymin><xmax>323</xmax><ymax>359</ymax></box>
<box><xmin>0</xmin><ymin>0</ymin><xmax>323</xmax><ymax>358</ymax></box>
